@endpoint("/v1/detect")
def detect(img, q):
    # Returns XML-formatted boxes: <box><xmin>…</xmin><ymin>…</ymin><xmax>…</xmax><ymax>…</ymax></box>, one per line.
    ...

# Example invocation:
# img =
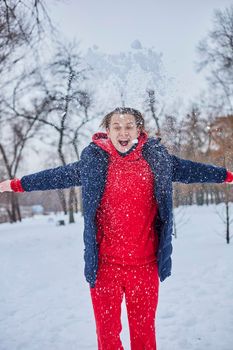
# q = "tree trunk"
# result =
<box><xmin>68</xmin><ymin>187</ymin><xmax>75</xmax><ymax>223</ymax></box>
<box><xmin>10</xmin><ymin>192</ymin><xmax>17</xmax><ymax>222</ymax></box>
<box><xmin>74</xmin><ymin>191</ymin><xmax>78</xmax><ymax>213</ymax></box>
<box><xmin>78</xmin><ymin>187</ymin><xmax>83</xmax><ymax>216</ymax></box>
<box><xmin>15</xmin><ymin>195</ymin><xmax>22</xmax><ymax>222</ymax></box>
<box><xmin>226</xmin><ymin>201</ymin><xmax>230</xmax><ymax>244</ymax></box>
<box><xmin>57</xmin><ymin>189</ymin><xmax>67</xmax><ymax>215</ymax></box>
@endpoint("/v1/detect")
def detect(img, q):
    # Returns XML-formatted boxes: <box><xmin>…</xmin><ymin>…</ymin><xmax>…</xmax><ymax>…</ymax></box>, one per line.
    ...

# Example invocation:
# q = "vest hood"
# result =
<box><xmin>92</xmin><ymin>132</ymin><xmax>148</xmax><ymax>159</ymax></box>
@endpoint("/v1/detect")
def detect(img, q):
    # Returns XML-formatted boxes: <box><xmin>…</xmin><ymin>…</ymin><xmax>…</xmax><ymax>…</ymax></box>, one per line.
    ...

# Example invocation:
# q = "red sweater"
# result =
<box><xmin>92</xmin><ymin>132</ymin><xmax>159</xmax><ymax>266</ymax></box>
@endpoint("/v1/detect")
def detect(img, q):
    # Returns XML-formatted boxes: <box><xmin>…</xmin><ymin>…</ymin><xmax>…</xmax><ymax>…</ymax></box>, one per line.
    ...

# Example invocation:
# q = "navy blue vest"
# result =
<box><xmin>79</xmin><ymin>138</ymin><xmax>226</xmax><ymax>287</ymax></box>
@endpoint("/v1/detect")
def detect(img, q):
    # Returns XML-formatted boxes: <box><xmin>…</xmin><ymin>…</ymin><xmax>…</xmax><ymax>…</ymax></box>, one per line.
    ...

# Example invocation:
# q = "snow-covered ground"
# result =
<box><xmin>0</xmin><ymin>204</ymin><xmax>232</xmax><ymax>350</ymax></box>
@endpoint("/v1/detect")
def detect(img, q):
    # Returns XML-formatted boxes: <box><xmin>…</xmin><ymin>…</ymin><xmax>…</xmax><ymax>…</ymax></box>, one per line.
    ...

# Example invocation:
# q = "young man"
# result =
<box><xmin>0</xmin><ymin>107</ymin><xmax>233</xmax><ymax>349</ymax></box>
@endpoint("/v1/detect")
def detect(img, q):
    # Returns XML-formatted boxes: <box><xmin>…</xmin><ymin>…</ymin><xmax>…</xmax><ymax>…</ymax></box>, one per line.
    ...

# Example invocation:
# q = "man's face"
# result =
<box><xmin>107</xmin><ymin>113</ymin><xmax>140</xmax><ymax>152</ymax></box>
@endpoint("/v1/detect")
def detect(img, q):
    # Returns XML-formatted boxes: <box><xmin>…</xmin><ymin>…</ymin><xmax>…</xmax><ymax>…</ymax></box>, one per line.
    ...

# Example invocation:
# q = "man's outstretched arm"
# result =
<box><xmin>0</xmin><ymin>161</ymin><xmax>82</xmax><ymax>193</ymax></box>
<box><xmin>171</xmin><ymin>154</ymin><xmax>233</xmax><ymax>184</ymax></box>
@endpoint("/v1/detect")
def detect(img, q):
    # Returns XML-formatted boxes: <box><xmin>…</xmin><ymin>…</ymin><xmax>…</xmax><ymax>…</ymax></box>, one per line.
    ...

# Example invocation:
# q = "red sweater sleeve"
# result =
<box><xmin>10</xmin><ymin>179</ymin><xmax>25</xmax><ymax>192</ymax></box>
<box><xmin>224</xmin><ymin>171</ymin><xmax>233</xmax><ymax>183</ymax></box>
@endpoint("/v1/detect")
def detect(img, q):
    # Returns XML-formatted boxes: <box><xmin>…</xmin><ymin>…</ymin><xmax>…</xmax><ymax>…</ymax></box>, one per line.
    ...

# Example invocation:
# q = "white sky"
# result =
<box><xmin>49</xmin><ymin>0</ymin><xmax>233</xmax><ymax>103</ymax></box>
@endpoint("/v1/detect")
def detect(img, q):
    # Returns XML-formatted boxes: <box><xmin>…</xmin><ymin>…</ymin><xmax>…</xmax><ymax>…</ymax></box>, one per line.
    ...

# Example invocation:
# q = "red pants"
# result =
<box><xmin>90</xmin><ymin>260</ymin><xmax>159</xmax><ymax>350</ymax></box>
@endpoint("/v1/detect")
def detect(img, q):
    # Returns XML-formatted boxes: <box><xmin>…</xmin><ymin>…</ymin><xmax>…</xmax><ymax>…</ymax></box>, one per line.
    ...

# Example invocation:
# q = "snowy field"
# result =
<box><xmin>0</xmin><ymin>204</ymin><xmax>233</xmax><ymax>350</ymax></box>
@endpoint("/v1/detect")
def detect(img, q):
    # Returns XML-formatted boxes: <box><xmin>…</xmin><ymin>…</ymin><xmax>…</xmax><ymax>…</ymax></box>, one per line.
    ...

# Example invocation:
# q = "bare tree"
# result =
<box><xmin>179</xmin><ymin>106</ymin><xmax>211</xmax><ymax>205</ymax></box>
<box><xmin>10</xmin><ymin>42</ymin><xmax>94</xmax><ymax>222</ymax></box>
<box><xmin>0</xmin><ymin>117</ymin><xmax>41</xmax><ymax>222</ymax></box>
<box><xmin>144</xmin><ymin>89</ymin><xmax>163</xmax><ymax>136</ymax></box>
<box><xmin>1</xmin><ymin>0</ymin><xmax>53</xmax><ymax>42</ymax></box>
<box><xmin>0</xmin><ymin>0</ymin><xmax>56</xmax><ymax>222</ymax></box>
<box><xmin>197</xmin><ymin>5</ymin><xmax>233</xmax><ymax>113</ymax></box>
<box><xmin>209</xmin><ymin>115</ymin><xmax>233</xmax><ymax>242</ymax></box>
<box><xmin>161</xmin><ymin>114</ymin><xmax>184</xmax><ymax>153</ymax></box>
<box><xmin>215</xmin><ymin>195</ymin><xmax>233</xmax><ymax>244</ymax></box>
<box><xmin>180</xmin><ymin>106</ymin><xmax>208</xmax><ymax>159</ymax></box>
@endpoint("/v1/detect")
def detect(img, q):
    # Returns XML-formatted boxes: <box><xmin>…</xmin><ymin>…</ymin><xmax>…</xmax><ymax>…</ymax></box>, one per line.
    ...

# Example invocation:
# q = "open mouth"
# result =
<box><xmin>119</xmin><ymin>140</ymin><xmax>129</xmax><ymax>147</ymax></box>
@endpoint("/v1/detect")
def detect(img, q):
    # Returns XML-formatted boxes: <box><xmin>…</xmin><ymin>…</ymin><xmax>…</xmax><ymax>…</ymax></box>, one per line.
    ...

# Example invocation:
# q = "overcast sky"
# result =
<box><xmin>49</xmin><ymin>0</ymin><xmax>233</xmax><ymax>103</ymax></box>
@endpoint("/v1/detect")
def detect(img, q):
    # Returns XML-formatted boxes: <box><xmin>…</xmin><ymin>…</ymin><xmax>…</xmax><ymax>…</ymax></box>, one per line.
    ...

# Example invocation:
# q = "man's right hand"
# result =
<box><xmin>0</xmin><ymin>180</ymin><xmax>13</xmax><ymax>193</ymax></box>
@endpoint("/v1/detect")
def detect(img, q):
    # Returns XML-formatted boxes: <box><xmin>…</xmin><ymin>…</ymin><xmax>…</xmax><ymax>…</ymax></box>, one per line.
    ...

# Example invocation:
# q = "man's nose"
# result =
<box><xmin>119</xmin><ymin>128</ymin><xmax>129</xmax><ymax>137</ymax></box>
